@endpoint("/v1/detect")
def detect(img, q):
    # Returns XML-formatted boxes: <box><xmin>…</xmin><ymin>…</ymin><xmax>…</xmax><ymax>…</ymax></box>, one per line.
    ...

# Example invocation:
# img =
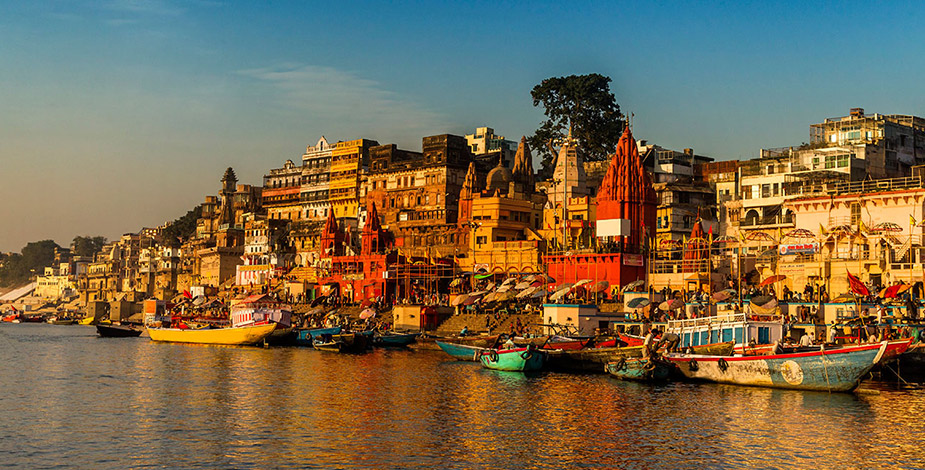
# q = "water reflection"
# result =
<box><xmin>1</xmin><ymin>324</ymin><xmax>923</xmax><ymax>469</ymax></box>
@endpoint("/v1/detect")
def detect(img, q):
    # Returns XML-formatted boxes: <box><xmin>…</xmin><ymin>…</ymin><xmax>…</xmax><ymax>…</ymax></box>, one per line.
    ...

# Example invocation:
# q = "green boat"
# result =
<box><xmin>478</xmin><ymin>346</ymin><xmax>546</xmax><ymax>372</ymax></box>
<box><xmin>605</xmin><ymin>357</ymin><xmax>672</xmax><ymax>382</ymax></box>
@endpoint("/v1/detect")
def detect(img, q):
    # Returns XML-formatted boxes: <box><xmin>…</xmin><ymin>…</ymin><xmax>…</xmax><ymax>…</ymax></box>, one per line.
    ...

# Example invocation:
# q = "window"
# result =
<box><xmin>761</xmin><ymin>184</ymin><xmax>771</xmax><ymax>198</ymax></box>
<box><xmin>476</xmin><ymin>236</ymin><xmax>487</xmax><ymax>245</ymax></box>
<box><xmin>850</xmin><ymin>202</ymin><xmax>861</xmax><ymax>225</ymax></box>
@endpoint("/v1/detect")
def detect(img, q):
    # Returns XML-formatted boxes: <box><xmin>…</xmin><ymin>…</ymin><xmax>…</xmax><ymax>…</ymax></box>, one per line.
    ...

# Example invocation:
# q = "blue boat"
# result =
<box><xmin>373</xmin><ymin>332</ymin><xmax>418</xmax><ymax>347</ymax></box>
<box><xmin>294</xmin><ymin>326</ymin><xmax>342</xmax><ymax>346</ymax></box>
<box><xmin>436</xmin><ymin>340</ymin><xmax>488</xmax><ymax>361</ymax></box>
<box><xmin>605</xmin><ymin>357</ymin><xmax>672</xmax><ymax>382</ymax></box>
<box><xmin>667</xmin><ymin>340</ymin><xmax>911</xmax><ymax>392</ymax></box>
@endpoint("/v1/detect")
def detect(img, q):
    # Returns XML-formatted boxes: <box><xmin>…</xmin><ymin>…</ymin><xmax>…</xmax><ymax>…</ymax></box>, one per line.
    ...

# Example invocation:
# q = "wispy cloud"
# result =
<box><xmin>238</xmin><ymin>64</ymin><xmax>451</xmax><ymax>145</ymax></box>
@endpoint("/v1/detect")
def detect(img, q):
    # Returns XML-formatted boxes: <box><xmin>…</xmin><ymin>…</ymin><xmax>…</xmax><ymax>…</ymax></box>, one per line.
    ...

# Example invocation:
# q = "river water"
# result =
<box><xmin>1</xmin><ymin>324</ymin><xmax>923</xmax><ymax>470</ymax></box>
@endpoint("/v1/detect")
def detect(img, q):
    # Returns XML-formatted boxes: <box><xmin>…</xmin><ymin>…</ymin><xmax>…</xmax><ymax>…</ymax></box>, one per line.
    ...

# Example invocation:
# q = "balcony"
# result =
<box><xmin>738</xmin><ymin>213</ymin><xmax>795</xmax><ymax>228</ymax></box>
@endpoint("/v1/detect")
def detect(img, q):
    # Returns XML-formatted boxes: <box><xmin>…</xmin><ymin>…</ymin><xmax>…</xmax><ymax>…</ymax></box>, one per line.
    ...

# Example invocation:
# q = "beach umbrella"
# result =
<box><xmin>501</xmin><ymin>277</ymin><xmax>517</xmax><ymax>286</ymax></box>
<box><xmin>497</xmin><ymin>291</ymin><xmax>517</xmax><ymax>302</ymax></box>
<box><xmin>523</xmin><ymin>274</ymin><xmax>537</xmax><ymax>282</ymax></box>
<box><xmin>359</xmin><ymin>308</ymin><xmax>377</xmax><ymax>320</ymax></box>
<box><xmin>622</xmin><ymin>279</ymin><xmax>645</xmax><ymax>292</ymax></box>
<box><xmin>711</xmin><ymin>289</ymin><xmax>733</xmax><ymax>302</ymax></box>
<box><xmin>760</xmin><ymin>275</ymin><xmax>787</xmax><ymax>287</ymax></box>
<box><xmin>496</xmin><ymin>285</ymin><xmax>512</xmax><ymax>293</ymax></box>
<box><xmin>516</xmin><ymin>286</ymin><xmax>539</xmax><ymax>299</ymax></box>
<box><xmin>589</xmin><ymin>280</ymin><xmax>610</xmax><ymax>293</ymax></box>
<box><xmin>659</xmin><ymin>299</ymin><xmax>684</xmax><ymax>310</ymax></box>
<box><xmin>831</xmin><ymin>293</ymin><xmax>859</xmax><ymax>303</ymax></box>
<box><xmin>550</xmin><ymin>286</ymin><xmax>572</xmax><ymax>302</ymax></box>
<box><xmin>573</xmin><ymin>279</ymin><xmax>594</xmax><ymax>289</ymax></box>
<box><xmin>750</xmin><ymin>297</ymin><xmax>778</xmax><ymax>315</ymax></box>
<box><xmin>451</xmin><ymin>294</ymin><xmax>470</xmax><ymax>306</ymax></box>
<box><xmin>481</xmin><ymin>292</ymin><xmax>497</xmax><ymax>303</ymax></box>
<box><xmin>626</xmin><ymin>297</ymin><xmax>650</xmax><ymax>309</ymax></box>
<box><xmin>484</xmin><ymin>282</ymin><xmax>497</xmax><ymax>291</ymax></box>
<box><xmin>463</xmin><ymin>294</ymin><xmax>483</xmax><ymax>306</ymax></box>
<box><xmin>783</xmin><ymin>229</ymin><xmax>815</xmax><ymax>240</ymax></box>
<box><xmin>712</xmin><ymin>235</ymin><xmax>738</xmax><ymax>245</ymax></box>
<box><xmin>530</xmin><ymin>289</ymin><xmax>546</xmax><ymax>299</ymax></box>
<box><xmin>514</xmin><ymin>281</ymin><xmax>532</xmax><ymax>290</ymax></box>
<box><xmin>750</xmin><ymin>295</ymin><xmax>775</xmax><ymax>308</ymax></box>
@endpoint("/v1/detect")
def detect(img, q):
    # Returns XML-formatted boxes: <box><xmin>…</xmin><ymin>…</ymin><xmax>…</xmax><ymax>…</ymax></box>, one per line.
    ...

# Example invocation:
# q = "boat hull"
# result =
<box><xmin>478</xmin><ymin>347</ymin><xmax>546</xmax><ymax>372</ymax></box>
<box><xmin>314</xmin><ymin>333</ymin><xmax>369</xmax><ymax>353</ymax></box>
<box><xmin>548</xmin><ymin>341</ymin><xmax>734</xmax><ymax>373</ymax></box>
<box><xmin>436</xmin><ymin>340</ymin><xmax>488</xmax><ymax>361</ymax></box>
<box><xmin>146</xmin><ymin>323</ymin><xmax>277</xmax><ymax>346</ymax></box>
<box><xmin>668</xmin><ymin>341</ymin><xmax>909</xmax><ymax>392</ymax></box>
<box><xmin>373</xmin><ymin>333</ymin><xmax>418</xmax><ymax>347</ymax></box>
<box><xmin>294</xmin><ymin>327</ymin><xmax>342</xmax><ymax>346</ymax></box>
<box><xmin>97</xmin><ymin>324</ymin><xmax>142</xmax><ymax>337</ymax></box>
<box><xmin>606</xmin><ymin>358</ymin><xmax>672</xmax><ymax>382</ymax></box>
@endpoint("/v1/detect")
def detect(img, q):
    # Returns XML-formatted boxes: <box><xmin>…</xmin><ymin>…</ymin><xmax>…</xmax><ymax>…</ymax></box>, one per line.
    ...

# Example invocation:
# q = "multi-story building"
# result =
<box><xmin>330</xmin><ymin>138</ymin><xmax>379</xmax><ymax>220</ymax></box>
<box><xmin>263</xmin><ymin>159</ymin><xmax>303</xmax><ymax>221</ymax></box>
<box><xmin>301</xmin><ymin>137</ymin><xmax>333</xmax><ymax>221</ymax></box>
<box><xmin>364</xmin><ymin>134</ymin><xmax>474</xmax><ymax>257</ymax></box>
<box><xmin>465</xmin><ymin>126</ymin><xmax>516</xmax><ymax>156</ymax></box>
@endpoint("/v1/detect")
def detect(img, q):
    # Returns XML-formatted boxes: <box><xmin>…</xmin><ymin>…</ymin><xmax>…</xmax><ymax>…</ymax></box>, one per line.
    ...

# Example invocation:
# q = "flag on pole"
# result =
<box><xmin>846</xmin><ymin>270</ymin><xmax>869</xmax><ymax>296</ymax></box>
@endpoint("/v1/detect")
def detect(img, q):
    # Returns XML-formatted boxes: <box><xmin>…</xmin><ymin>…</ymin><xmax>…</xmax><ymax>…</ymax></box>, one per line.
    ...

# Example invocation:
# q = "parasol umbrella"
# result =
<box><xmin>626</xmin><ymin>297</ymin><xmax>650</xmax><ymax>309</ymax></box>
<box><xmin>484</xmin><ymin>282</ymin><xmax>497</xmax><ymax>292</ymax></box>
<box><xmin>497</xmin><ymin>291</ymin><xmax>517</xmax><ymax>302</ymax></box>
<box><xmin>463</xmin><ymin>294</ymin><xmax>483</xmax><ymax>306</ymax></box>
<box><xmin>482</xmin><ymin>292</ymin><xmax>498</xmax><ymax>303</ymax></box>
<box><xmin>359</xmin><ymin>308</ymin><xmax>377</xmax><ymax>320</ymax></box>
<box><xmin>573</xmin><ymin>279</ymin><xmax>594</xmax><ymax>289</ymax></box>
<box><xmin>496</xmin><ymin>285</ymin><xmax>512</xmax><ymax>293</ymax></box>
<box><xmin>451</xmin><ymin>294</ymin><xmax>470</xmax><ymax>306</ymax></box>
<box><xmin>516</xmin><ymin>286</ymin><xmax>539</xmax><ymax>299</ymax></box>
<box><xmin>870</xmin><ymin>222</ymin><xmax>903</xmax><ymax>233</ymax></box>
<box><xmin>760</xmin><ymin>274</ymin><xmax>787</xmax><ymax>287</ymax></box>
<box><xmin>783</xmin><ymin>228</ymin><xmax>815</xmax><ymax>240</ymax></box>
<box><xmin>589</xmin><ymin>280</ymin><xmax>610</xmax><ymax>293</ymax></box>
<box><xmin>829</xmin><ymin>224</ymin><xmax>855</xmax><ymax>237</ymax></box>
<box><xmin>550</xmin><ymin>286</ymin><xmax>572</xmax><ymax>302</ymax></box>
<box><xmin>659</xmin><ymin>298</ymin><xmax>684</xmax><ymax>310</ymax></box>
<box><xmin>831</xmin><ymin>293</ymin><xmax>859</xmax><ymax>303</ymax></box>
<box><xmin>523</xmin><ymin>274</ymin><xmax>537</xmax><ymax>282</ymax></box>
<box><xmin>746</xmin><ymin>231</ymin><xmax>775</xmax><ymax>242</ymax></box>
<box><xmin>750</xmin><ymin>297</ymin><xmax>778</xmax><ymax>315</ymax></box>
<box><xmin>530</xmin><ymin>289</ymin><xmax>547</xmax><ymax>299</ymax></box>
<box><xmin>623</xmin><ymin>279</ymin><xmax>645</xmax><ymax>292</ymax></box>
<box><xmin>514</xmin><ymin>281</ymin><xmax>532</xmax><ymax>290</ymax></box>
<box><xmin>501</xmin><ymin>277</ymin><xmax>517</xmax><ymax>286</ymax></box>
<box><xmin>711</xmin><ymin>289</ymin><xmax>734</xmax><ymax>302</ymax></box>
<box><xmin>750</xmin><ymin>295</ymin><xmax>775</xmax><ymax>307</ymax></box>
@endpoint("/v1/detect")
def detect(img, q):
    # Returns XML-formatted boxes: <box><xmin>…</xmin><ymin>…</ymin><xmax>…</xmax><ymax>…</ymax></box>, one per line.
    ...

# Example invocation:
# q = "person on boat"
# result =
<box><xmin>460</xmin><ymin>326</ymin><xmax>469</xmax><ymax>337</ymax></box>
<box><xmin>827</xmin><ymin>323</ymin><xmax>837</xmax><ymax>345</ymax></box>
<box><xmin>799</xmin><ymin>332</ymin><xmax>812</xmax><ymax>347</ymax></box>
<box><xmin>642</xmin><ymin>328</ymin><xmax>657</xmax><ymax>359</ymax></box>
<box><xmin>502</xmin><ymin>335</ymin><xmax>516</xmax><ymax>350</ymax></box>
<box><xmin>659</xmin><ymin>331</ymin><xmax>680</xmax><ymax>353</ymax></box>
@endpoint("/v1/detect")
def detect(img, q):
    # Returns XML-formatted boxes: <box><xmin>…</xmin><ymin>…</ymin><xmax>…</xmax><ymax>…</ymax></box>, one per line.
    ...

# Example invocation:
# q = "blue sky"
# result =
<box><xmin>2</xmin><ymin>0</ymin><xmax>925</xmax><ymax>252</ymax></box>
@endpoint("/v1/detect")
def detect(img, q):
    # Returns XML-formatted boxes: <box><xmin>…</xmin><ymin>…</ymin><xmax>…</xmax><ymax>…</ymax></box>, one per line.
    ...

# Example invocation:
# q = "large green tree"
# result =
<box><xmin>528</xmin><ymin>73</ymin><xmax>625</xmax><ymax>179</ymax></box>
<box><xmin>0</xmin><ymin>240</ymin><xmax>61</xmax><ymax>286</ymax></box>
<box><xmin>71</xmin><ymin>235</ymin><xmax>107</xmax><ymax>257</ymax></box>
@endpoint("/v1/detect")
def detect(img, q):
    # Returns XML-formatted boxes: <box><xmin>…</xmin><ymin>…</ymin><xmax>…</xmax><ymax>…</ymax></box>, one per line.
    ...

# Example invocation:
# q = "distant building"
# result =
<box><xmin>301</xmin><ymin>137</ymin><xmax>333</xmax><ymax>221</ymax></box>
<box><xmin>465</xmin><ymin>126</ymin><xmax>516</xmax><ymax>156</ymax></box>
<box><xmin>263</xmin><ymin>159</ymin><xmax>303</xmax><ymax>221</ymax></box>
<box><xmin>330</xmin><ymin>138</ymin><xmax>379</xmax><ymax>220</ymax></box>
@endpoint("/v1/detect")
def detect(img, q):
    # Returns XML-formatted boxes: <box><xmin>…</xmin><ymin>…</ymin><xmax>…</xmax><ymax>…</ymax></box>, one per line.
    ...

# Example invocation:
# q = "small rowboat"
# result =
<box><xmin>97</xmin><ymin>324</ymin><xmax>142</xmax><ymax>337</ymax></box>
<box><xmin>294</xmin><ymin>326</ymin><xmax>342</xmax><ymax>346</ymax></box>
<box><xmin>373</xmin><ymin>332</ymin><xmax>418</xmax><ymax>347</ymax></box>
<box><xmin>478</xmin><ymin>346</ymin><xmax>546</xmax><ymax>372</ymax></box>
<box><xmin>436</xmin><ymin>340</ymin><xmax>488</xmax><ymax>361</ymax></box>
<box><xmin>314</xmin><ymin>333</ymin><xmax>369</xmax><ymax>353</ymax></box>
<box><xmin>606</xmin><ymin>357</ymin><xmax>672</xmax><ymax>382</ymax></box>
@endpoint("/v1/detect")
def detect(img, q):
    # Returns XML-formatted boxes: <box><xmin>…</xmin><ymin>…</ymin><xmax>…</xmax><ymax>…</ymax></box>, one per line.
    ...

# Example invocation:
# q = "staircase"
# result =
<box><xmin>494</xmin><ymin>313</ymin><xmax>543</xmax><ymax>336</ymax></box>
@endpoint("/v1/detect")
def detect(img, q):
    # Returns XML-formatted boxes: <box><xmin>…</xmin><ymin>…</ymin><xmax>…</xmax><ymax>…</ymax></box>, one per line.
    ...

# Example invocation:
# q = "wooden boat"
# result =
<box><xmin>2</xmin><ymin>313</ymin><xmax>20</xmax><ymax>323</ymax></box>
<box><xmin>314</xmin><ymin>332</ymin><xmax>369</xmax><ymax>353</ymax></box>
<box><xmin>436</xmin><ymin>340</ymin><xmax>489</xmax><ymax>361</ymax></box>
<box><xmin>478</xmin><ymin>346</ymin><xmax>546</xmax><ymax>372</ymax></box>
<box><xmin>294</xmin><ymin>326</ymin><xmax>343</xmax><ymax>346</ymax></box>
<box><xmin>78</xmin><ymin>316</ymin><xmax>96</xmax><ymax>326</ymax></box>
<box><xmin>97</xmin><ymin>324</ymin><xmax>142</xmax><ymax>337</ymax></box>
<box><xmin>21</xmin><ymin>315</ymin><xmax>45</xmax><ymax>323</ymax></box>
<box><xmin>541</xmin><ymin>336</ymin><xmax>592</xmax><ymax>350</ymax></box>
<box><xmin>146</xmin><ymin>322</ymin><xmax>277</xmax><ymax>346</ymax></box>
<box><xmin>667</xmin><ymin>340</ymin><xmax>911</xmax><ymax>392</ymax></box>
<box><xmin>606</xmin><ymin>357</ymin><xmax>672</xmax><ymax>382</ymax></box>
<box><xmin>373</xmin><ymin>332</ymin><xmax>418</xmax><ymax>347</ymax></box>
<box><xmin>547</xmin><ymin>341</ymin><xmax>734</xmax><ymax>373</ymax></box>
<box><xmin>619</xmin><ymin>333</ymin><xmax>645</xmax><ymax>347</ymax></box>
<box><xmin>52</xmin><ymin>318</ymin><xmax>77</xmax><ymax>325</ymax></box>
<box><xmin>430</xmin><ymin>334</ymin><xmax>500</xmax><ymax>349</ymax></box>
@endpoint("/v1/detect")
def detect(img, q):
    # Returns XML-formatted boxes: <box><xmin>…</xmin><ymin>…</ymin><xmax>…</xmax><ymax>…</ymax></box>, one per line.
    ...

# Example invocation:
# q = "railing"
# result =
<box><xmin>738</xmin><ymin>213</ymin><xmax>795</xmax><ymax>227</ymax></box>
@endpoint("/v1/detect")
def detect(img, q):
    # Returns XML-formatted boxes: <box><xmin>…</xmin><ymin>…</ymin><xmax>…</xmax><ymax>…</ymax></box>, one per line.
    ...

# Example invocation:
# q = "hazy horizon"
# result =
<box><xmin>3</xmin><ymin>1</ymin><xmax>925</xmax><ymax>253</ymax></box>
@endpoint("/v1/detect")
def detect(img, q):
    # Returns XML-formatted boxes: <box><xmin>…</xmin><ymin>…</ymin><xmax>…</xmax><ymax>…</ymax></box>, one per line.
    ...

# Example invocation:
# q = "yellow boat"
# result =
<box><xmin>78</xmin><ymin>316</ymin><xmax>110</xmax><ymax>326</ymax></box>
<box><xmin>146</xmin><ymin>323</ymin><xmax>277</xmax><ymax>346</ymax></box>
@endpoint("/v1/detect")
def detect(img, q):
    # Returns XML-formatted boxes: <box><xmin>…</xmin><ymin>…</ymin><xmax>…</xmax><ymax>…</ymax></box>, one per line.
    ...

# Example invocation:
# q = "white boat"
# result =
<box><xmin>230</xmin><ymin>294</ymin><xmax>293</xmax><ymax>342</ymax></box>
<box><xmin>667</xmin><ymin>312</ymin><xmax>785</xmax><ymax>354</ymax></box>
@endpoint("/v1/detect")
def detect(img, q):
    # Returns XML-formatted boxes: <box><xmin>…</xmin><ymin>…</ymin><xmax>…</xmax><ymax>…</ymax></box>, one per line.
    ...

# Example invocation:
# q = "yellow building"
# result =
<box><xmin>468</xmin><ymin>195</ymin><xmax>545</xmax><ymax>273</ymax></box>
<box><xmin>330</xmin><ymin>138</ymin><xmax>378</xmax><ymax>219</ymax></box>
